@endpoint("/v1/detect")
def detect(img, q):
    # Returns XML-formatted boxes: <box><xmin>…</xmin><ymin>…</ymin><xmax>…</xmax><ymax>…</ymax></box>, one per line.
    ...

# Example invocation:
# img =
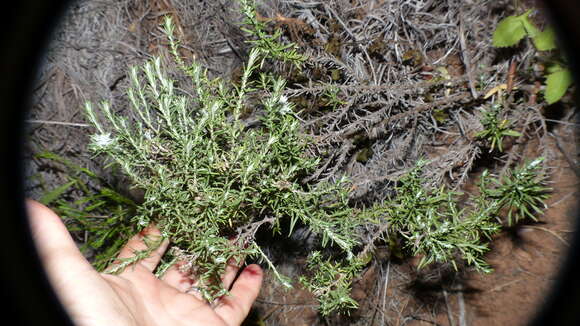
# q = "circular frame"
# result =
<box><xmin>0</xmin><ymin>0</ymin><xmax>578</xmax><ymax>325</ymax></box>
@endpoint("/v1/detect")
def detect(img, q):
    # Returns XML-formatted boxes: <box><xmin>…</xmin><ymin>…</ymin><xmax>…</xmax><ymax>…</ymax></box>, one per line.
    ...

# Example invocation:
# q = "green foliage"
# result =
<box><xmin>106</xmin><ymin>235</ymin><xmax>165</xmax><ymax>274</ymax></box>
<box><xmin>36</xmin><ymin>150</ymin><xmax>98</xmax><ymax>178</ymax></box>
<box><xmin>478</xmin><ymin>158</ymin><xmax>551</xmax><ymax>226</ymax></box>
<box><xmin>384</xmin><ymin>160</ymin><xmax>501</xmax><ymax>273</ymax></box>
<box><xmin>492</xmin><ymin>10</ymin><xmax>531</xmax><ymax>48</ymax></box>
<box><xmin>40</xmin><ymin>180</ymin><xmax>76</xmax><ymax>206</ymax></box>
<box><xmin>84</xmin><ymin>1</ymin><xmax>365</xmax><ymax>302</ymax></box>
<box><xmin>321</xmin><ymin>85</ymin><xmax>346</xmax><ymax>109</ymax></box>
<box><xmin>238</xmin><ymin>0</ymin><xmax>307</xmax><ymax>69</ymax></box>
<box><xmin>299</xmin><ymin>252</ymin><xmax>364</xmax><ymax>315</ymax></box>
<box><xmin>492</xmin><ymin>10</ymin><xmax>545</xmax><ymax>48</ymax></box>
<box><xmin>35</xmin><ymin>151</ymin><xmax>138</xmax><ymax>271</ymax></box>
<box><xmin>545</xmin><ymin>64</ymin><xmax>573</xmax><ymax>104</ymax></box>
<box><xmin>299</xmin><ymin>156</ymin><xmax>548</xmax><ymax>313</ymax></box>
<box><xmin>492</xmin><ymin>10</ymin><xmax>573</xmax><ymax>104</ymax></box>
<box><xmin>38</xmin><ymin>0</ymin><xmax>551</xmax><ymax>315</ymax></box>
<box><xmin>533</xmin><ymin>27</ymin><xmax>557</xmax><ymax>51</ymax></box>
<box><xmin>475</xmin><ymin>104</ymin><xmax>522</xmax><ymax>152</ymax></box>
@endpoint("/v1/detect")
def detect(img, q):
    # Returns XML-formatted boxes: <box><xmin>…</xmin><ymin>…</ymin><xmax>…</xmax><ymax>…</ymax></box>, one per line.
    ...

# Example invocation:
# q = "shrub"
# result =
<box><xmin>72</xmin><ymin>0</ymin><xmax>550</xmax><ymax>314</ymax></box>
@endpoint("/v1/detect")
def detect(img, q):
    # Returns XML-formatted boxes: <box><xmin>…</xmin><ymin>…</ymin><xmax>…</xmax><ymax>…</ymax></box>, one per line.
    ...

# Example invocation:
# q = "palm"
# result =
<box><xmin>27</xmin><ymin>200</ymin><xmax>262</xmax><ymax>326</ymax></box>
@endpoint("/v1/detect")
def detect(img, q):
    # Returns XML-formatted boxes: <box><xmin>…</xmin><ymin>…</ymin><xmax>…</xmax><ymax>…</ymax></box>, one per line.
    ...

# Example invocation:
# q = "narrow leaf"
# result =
<box><xmin>503</xmin><ymin>130</ymin><xmax>523</xmax><ymax>137</ymax></box>
<box><xmin>40</xmin><ymin>180</ymin><xmax>76</xmax><ymax>205</ymax></box>
<box><xmin>36</xmin><ymin>151</ymin><xmax>98</xmax><ymax>178</ymax></box>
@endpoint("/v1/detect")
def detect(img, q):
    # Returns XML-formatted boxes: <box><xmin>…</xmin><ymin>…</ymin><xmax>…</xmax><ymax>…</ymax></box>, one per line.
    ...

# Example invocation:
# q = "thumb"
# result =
<box><xmin>26</xmin><ymin>200</ymin><xmax>136</xmax><ymax>325</ymax></box>
<box><xmin>26</xmin><ymin>199</ymin><xmax>95</xmax><ymax>284</ymax></box>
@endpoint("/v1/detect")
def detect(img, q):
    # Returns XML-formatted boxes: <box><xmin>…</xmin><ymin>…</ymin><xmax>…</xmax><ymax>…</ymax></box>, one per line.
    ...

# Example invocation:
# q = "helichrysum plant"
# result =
<box><xmin>76</xmin><ymin>0</ymin><xmax>551</xmax><ymax>315</ymax></box>
<box><xmin>379</xmin><ymin>160</ymin><xmax>501</xmax><ymax>273</ymax></box>
<box><xmin>85</xmin><ymin>1</ymin><xmax>365</xmax><ymax>306</ymax></box>
<box><xmin>299</xmin><ymin>252</ymin><xmax>365</xmax><ymax>316</ymax></box>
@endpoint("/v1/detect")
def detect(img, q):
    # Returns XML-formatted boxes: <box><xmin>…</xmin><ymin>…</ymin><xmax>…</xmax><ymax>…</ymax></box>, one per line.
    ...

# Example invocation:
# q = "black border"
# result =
<box><xmin>530</xmin><ymin>2</ymin><xmax>580</xmax><ymax>325</ymax></box>
<box><xmin>0</xmin><ymin>1</ymin><xmax>74</xmax><ymax>325</ymax></box>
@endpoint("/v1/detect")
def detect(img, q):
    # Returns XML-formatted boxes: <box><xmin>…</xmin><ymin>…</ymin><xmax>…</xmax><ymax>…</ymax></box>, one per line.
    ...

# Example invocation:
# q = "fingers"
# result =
<box><xmin>222</xmin><ymin>238</ymin><xmax>247</xmax><ymax>290</ymax></box>
<box><xmin>162</xmin><ymin>258</ymin><xmax>240</xmax><ymax>298</ymax></box>
<box><xmin>26</xmin><ymin>200</ymin><xmax>94</xmax><ymax>274</ymax></box>
<box><xmin>165</xmin><ymin>238</ymin><xmax>242</xmax><ymax>293</ymax></box>
<box><xmin>214</xmin><ymin>264</ymin><xmax>263</xmax><ymax>326</ymax></box>
<box><xmin>113</xmin><ymin>225</ymin><xmax>169</xmax><ymax>274</ymax></box>
<box><xmin>161</xmin><ymin>261</ymin><xmax>194</xmax><ymax>292</ymax></box>
<box><xmin>221</xmin><ymin>256</ymin><xmax>242</xmax><ymax>291</ymax></box>
<box><xmin>26</xmin><ymin>199</ymin><xmax>109</xmax><ymax>310</ymax></box>
<box><xmin>162</xmin><ymin>256</ymin><xmax>241</xmax><ymax>301</ymax></box>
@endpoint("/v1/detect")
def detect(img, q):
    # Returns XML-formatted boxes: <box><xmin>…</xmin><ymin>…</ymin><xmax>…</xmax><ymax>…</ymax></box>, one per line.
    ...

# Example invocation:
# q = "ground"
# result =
<box><xmin>25</xmin><ymin>0</ymin><xmax>578</xmax><ymax>325</ymax></box>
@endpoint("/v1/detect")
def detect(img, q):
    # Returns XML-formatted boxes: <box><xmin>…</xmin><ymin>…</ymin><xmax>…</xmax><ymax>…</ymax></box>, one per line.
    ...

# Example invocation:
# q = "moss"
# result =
<box><xmin>368</xmin><ymin>36</ymin><xmax>387</xmax><ymax>60</ymax></box>
<box><xmin>402</xmin><ymin>49</ymin><xmax>424</xmax><ymax>67</ymax></box>
<box><xmin>356</xmin><ymin>147</ymin><xmax>373</xmax><ymax>163</ymax></box>
<box><xmin>324</xmin><ymin>34</ymin><xmax>343</xmax><ymax>58</ymax></box>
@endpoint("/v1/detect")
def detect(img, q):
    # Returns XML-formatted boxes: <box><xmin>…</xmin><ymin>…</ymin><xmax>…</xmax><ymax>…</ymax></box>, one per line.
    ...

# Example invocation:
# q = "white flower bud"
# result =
<box><xmin>91</xmin><ymin>133</ymin><xmax>115</xmax><ymax>150</ymax></box>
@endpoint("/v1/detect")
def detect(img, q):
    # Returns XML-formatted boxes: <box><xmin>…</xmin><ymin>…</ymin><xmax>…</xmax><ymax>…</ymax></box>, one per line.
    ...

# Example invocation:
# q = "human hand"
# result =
<box><xmin>26</xmin><ymin>199</ymin><xmax>263</xmax><ymax>326</ymax></box>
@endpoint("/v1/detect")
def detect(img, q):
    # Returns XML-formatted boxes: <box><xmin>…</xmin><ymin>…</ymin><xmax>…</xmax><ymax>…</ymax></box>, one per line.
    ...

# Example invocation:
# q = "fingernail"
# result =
<box><xmin>244</xmin><ymin>264</ymin><xmax>262</xmax><ymax>277</ymax></box>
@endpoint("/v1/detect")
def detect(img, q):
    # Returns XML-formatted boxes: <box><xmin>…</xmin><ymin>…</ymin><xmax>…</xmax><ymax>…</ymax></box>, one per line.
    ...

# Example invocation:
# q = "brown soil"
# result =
<box><xmin>463</xmin><ymin>128</ymin><xmax>578</xmax><ymax>326</ymax></box>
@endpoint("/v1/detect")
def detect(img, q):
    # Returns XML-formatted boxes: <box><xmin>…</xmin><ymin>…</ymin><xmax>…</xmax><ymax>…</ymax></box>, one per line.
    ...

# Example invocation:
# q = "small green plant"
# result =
<box><xmin>493</xmin><ymin>10</ymin><xmax>549</xmax><ymax>49</ymax></box>
<box><xmin>544</xmin><ymin>64</ymin><xmax>574</xmax><ymax>104</ymax></box>
<box><xmin>321</xmin><ymin>85</ymin><xmax>346</xmax><ymax>109</ymax></box>
<box><xmin>478</xmin><ymin>158</ymin><xmax>551</xmax><ymax>226</ymax></box>
<box><xmin>238</xmin><ymin>0</ymin><xmax>306</xmax><ymax>68</ymax></box>
<box><xmin>34</xmin><ymin>151</ymin><xmax>138</xmax><ymax>271</ymax></box>
<box><xmin>84</xmin><ymin>2</ymin><xmax>366</xmax><ymax>305</ymax></box>
<box><xmin>299</xmin><ymin>252</ymin><xmax>365</xmax><ymax>316</ymax></box>
<box><xmin>492</xmin><ymin>9</ymin><xmax>573</xmax><ymax>104</ymax></box>
<box><xmin>382</xmin><ymin>160</ymin><xmax>501</xmax><ymax>272</ymax></box>
<box><xmin>475</xmin><ymin>104</ymin><xmax>522</xmax><ymax>152</ymax></box>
